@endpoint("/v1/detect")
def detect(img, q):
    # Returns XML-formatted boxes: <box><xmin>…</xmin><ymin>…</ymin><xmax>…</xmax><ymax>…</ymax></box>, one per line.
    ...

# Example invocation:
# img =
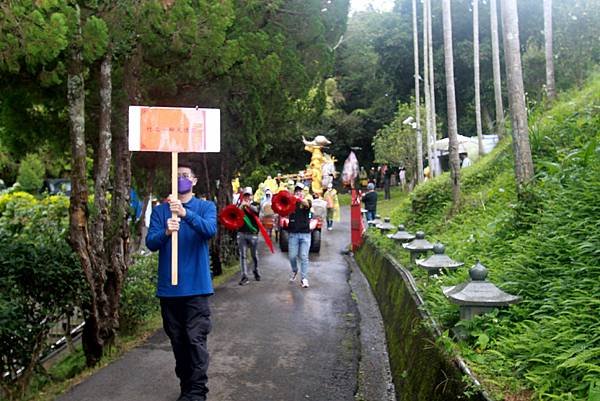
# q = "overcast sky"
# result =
<box><xmin>349</xmin><ymin>0</ymin><xmax>394</xmax><ymax>13</ymax></box>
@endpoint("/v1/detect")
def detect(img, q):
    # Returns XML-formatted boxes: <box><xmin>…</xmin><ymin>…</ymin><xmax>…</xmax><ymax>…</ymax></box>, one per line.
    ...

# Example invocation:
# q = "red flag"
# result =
<box><xmin>251</xmin><ymin>214</ymin><xmax>275</xmax><ymax>253</ymax></box>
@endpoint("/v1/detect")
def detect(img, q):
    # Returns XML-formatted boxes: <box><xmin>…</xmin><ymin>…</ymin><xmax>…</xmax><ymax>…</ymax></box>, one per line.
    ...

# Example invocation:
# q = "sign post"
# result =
<box><xmin>171</xmin><ymin>151</ymin><xmax>178</xmax><ymax>284</ymax></box>
<box><xmin>129</xmin><ymin>106</ymin><xmax>220</xmax><ymax>285</ymax></box>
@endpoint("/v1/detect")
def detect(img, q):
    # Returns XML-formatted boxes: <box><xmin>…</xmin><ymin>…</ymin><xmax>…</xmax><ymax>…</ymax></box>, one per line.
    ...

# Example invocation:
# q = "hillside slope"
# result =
<box><xmin>372</xmin><ymin>73</ymin><xmax>600</xmax><ymax>400</ymax></box>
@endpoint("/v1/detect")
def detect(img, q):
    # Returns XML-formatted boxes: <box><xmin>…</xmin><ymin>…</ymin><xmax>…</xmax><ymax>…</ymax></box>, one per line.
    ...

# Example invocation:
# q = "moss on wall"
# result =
<box><xmin>355</xmin><ymin>240</ymin><xmax>484</xmax><ymax>401</ymax></box>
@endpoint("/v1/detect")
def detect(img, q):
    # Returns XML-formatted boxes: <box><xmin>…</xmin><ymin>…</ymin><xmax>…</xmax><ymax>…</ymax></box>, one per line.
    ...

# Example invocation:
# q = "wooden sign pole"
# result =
<box><xmin>171</xmin><ymin>151</ymin><xmax>178</xmax><ymax>285</ymax></box>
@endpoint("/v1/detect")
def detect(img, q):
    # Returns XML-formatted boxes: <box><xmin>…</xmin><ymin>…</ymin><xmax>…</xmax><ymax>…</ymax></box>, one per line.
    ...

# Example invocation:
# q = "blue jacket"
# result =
<box><xmin>146</xmin><ymin>197</ymin><xmax>217</xmax><ymax>297</ymax></box>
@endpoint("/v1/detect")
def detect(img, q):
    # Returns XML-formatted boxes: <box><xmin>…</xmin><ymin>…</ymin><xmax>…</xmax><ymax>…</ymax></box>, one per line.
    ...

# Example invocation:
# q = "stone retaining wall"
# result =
<box><xmin>354</xmin><ymin>240</ymin><xmax>487</xmax><ymax>401</ymax></box>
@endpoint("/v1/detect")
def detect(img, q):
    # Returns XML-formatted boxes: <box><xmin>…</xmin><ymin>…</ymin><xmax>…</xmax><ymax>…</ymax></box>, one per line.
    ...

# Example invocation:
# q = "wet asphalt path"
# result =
<box><xmin>57</xmin><ymin>208</ymin><xmax>360</xmax><ymax>401</ymax></box>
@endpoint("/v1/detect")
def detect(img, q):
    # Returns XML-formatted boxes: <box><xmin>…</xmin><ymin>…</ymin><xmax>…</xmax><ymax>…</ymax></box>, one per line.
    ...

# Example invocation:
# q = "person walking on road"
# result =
<box><xmin>237</xmin><ymin>187</ymin><xmax>261</xmax><ymax>285</ymax></box>
<box><xmin>323</xmin><ymin>182</ymin><xmax>340</xmax><ymax>231</ymax></box>
<box><xmin>146</xmin><ymin>164</ymin><xmax>217</xmax><ymax>401</ymax></box>
<box><xmin>399</xmin><ymin>167</ymin><xmax>406</xmax><ymax>191</ymax></box>
<box><xmin>363</xmin><ymin>182</ymin><xmax>378</xmax><ymax>222</ymax></box>
<box><xmin>382</xmin><ymin>163</ymin><xmax>391</xmax><ymax>200</ymax></box>
<box><xmin>286</xmin><ymin>182</ymin><xmax>313</xmax><ymax>288</ymax></box>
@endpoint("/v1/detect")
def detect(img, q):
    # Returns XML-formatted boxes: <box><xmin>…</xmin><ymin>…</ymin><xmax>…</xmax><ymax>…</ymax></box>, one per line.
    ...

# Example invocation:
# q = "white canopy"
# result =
<box><xmin>434</xmin><ymin>134</ymin><xmax>499</xmax><ymax>158</ymax></box>
<box><xmin>434</xmin><ymin>135</ymin><xmax>479</xmax><ymax>155</ymax></box>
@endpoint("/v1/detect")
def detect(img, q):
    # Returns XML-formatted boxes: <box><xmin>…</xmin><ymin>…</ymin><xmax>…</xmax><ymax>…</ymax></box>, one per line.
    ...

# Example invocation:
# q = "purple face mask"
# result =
<box><xmin>177</xmin><ymin>177</ymin><xmax>193</xmax><ymax>194</ymax></box>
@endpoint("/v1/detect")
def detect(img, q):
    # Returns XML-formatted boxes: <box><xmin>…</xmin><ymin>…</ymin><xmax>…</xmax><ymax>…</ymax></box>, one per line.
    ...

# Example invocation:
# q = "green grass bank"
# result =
<box><xmin>362</xmin><ymin>73</ymin><xmax>600</xmax><ymax>400</ymax></box>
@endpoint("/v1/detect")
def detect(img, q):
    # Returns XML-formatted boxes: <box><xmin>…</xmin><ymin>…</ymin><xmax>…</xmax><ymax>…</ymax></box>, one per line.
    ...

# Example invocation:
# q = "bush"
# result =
<box><xmin>119</xmin><ymin>254</ymin><xmax>159</xmax><ymax>334</ymax></box>
<box><xmin>16</xmin><ymin>153</ymin><xmax>45</xmax><ymax>194</ymax></box>
<box><xmin>0</xmin><ymin>192</ymin><xmax>85</xmax><ymax>400</ymax></box>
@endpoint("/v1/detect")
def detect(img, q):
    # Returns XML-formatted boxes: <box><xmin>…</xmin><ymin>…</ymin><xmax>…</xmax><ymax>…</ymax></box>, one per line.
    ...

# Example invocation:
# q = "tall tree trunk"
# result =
<box><xmin>544</xmin><ymin>0</ymin><xmax>556</xmax><ymax>102</ymax></box>
<box><xmin>67</xmin><ymin>6</ymin><xmax>104</xmax><ymax>366</ymax></box>
<box><xmin>69</xmin><ymin>29</ymin><xmax>131</xmax><ymax>366</ymax></box>
<box><xmin>423</xmin><ymin>0</ymin><xmax>433</xmax><ymax>177</ymax></box>
<box><xmin>473</xmin><ymin>0</ymin><xmax>484</xmax><ymax>156</ymax></box>
<box><xmin>490</xmin><ymin>0</ymin><xmax>505</xmax><ymax>138</ymax></box>
<box><xmin>442</xmin><ymin>0</ymin><xmax>461</xmax><ymax>211</ymax></box>
<box><xmin>427</xmin><ymin>0</ymin><xmax>438</xmax><ymax>176</ymax></box>
<box><xmin>500</xmin><ymin>0</ymin><xmax>535</xmax><ymax>190</ymax></box>
<box><xmin>482</xmin><ymin>103</ymin><xmax>494</xmax><ymax>133</ymax></box>
<box><xmin>84</xmin><ymin>52</ymin><xmax>120</xmax><ymax>367</ymax></box>
<box><xmin>412</xmin><ymin>0</ymin><xmax>423</xmax><ymax>183</ymax></box>
<box><xmin>92</xmin><ymin>52</ymin><xmax>112</xmax><ymax>262</ymax></box>
<box><xmin>203</xmin><ymin>153</ymin><xmax>211</xmax><ymax>196</ymax></box>
<box><xmin>107</xmin><ymin>50</ymin><xmax>131</xmax><ymax>343</ymax></box>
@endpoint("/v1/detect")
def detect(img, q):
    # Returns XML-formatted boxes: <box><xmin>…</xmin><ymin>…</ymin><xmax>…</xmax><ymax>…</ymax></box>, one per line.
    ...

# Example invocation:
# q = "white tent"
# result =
<box><xmin>434</xmin><ymin>134</ymin><xmax>499</xmax><ymax>156</ymax></box>
<box><xmin>429</xmin><ymin>134</ymin><xmax>499</xmax><ymax>174</ymax></box>
<box><xmin>434</xmin><ymin>135</ymin><xmax>480</xmax><ymax>156</ymax></box>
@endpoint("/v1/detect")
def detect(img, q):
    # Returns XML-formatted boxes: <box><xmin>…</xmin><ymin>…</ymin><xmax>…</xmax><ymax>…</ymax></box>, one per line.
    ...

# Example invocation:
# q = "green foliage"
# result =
<box><xmin>368</xmin><ymin>73</ymin><xmax>600</xmax><ymax>400</ymax></box>
<box><xmin>0</xmin><ymin>139</ymin><xmax>18</xmax><ymax>185</ymax></box>
<box><xmin>328</xmin><ymin>10</ymin><xmax>400</xmax><ymax>164</ymax></box>
<box><xmin>81</xmin><ymin>16</ymin><xmax>109</xmax><ymax>63</ymax></box>
<box><xmin>372</xmin><ymin>101</ymin><xmax>425</xmax><ymax>178</ymax></box>
<box><xmin>0</xmin><ymin>3</ymin><xmax>70</xmax><ymax>74</ymax></box>
<box><xmin>16</xmin><ymin>153</ymin><xmax>45</xmax><ymax>193</ymax></box>
<box><xmin>333</xmin><ymin>0</ymin><xmax>600</xmax><ymax>168</ymax></box>
<box><xmin>0</xmin><ymin>192</ymin><xmax>85</xmax><ymax>400</ymax></box>
<box><xmin>0</xmin><ymin>87</ymin><xmax>69</xmax><ymax>158</ymax></box>
<box><xmin>119</xmin><ymin>254</ymin><xmax>159</xmax><ymax>334</ymax></box>
<box><xmin>405</xmin><ymin>139</ymin><xmax>513</xmax><ymax>220</ymax></box>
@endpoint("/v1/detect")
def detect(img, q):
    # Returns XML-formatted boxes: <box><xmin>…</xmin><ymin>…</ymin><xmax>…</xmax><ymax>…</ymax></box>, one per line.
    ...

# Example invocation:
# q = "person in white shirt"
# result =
<box><xmin>460</xmin><ymin>153</ymin><xmax>473</xmax><ymax>168</ymax></box>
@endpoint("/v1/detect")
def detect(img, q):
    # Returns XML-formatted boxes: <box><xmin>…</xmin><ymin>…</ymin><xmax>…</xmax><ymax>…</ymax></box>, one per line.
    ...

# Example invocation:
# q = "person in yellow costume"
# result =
<box><xmin>253</xmin><ymin>183</ymin><xmax>265</xmax><ymax>203</ymax></box>
<box><xmin>424</xmin><ymin>165</ymin><xmax>431</xmax><ymax>181</ymax></box>
<box><xmin>358</xmin><ymin>166</ymin><xmax>368</xmax><ymax>188</ymax></box>
<box><xmin>263</xmin><ymin>175</ymin><xmax>278</xmax><ymax>193</ymax></box>
<box><xmin>277</xmin><ymin>180</ymin><xmax>288</xmax><ymax>193</ymax></box>
<box><xmin>323</xmin><ymin>183</ymin><xmax>340</xmax><ymax>230</ymax></box>
<box><xmin>232</xmin><ymin>176</ymin><xmax>240</xmax><ymax>194</ymax></box>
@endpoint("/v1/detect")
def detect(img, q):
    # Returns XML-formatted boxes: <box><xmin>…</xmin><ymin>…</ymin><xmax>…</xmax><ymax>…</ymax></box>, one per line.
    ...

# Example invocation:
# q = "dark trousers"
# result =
<box><xmin>384</xmin><ymin>179</ymin><xmax>391</xmax><ymax>200</ymax></box>
<box><xmin>160</xmin><ymin>295</ymin><xmax>212</xmax><ymax>400</ymax></box>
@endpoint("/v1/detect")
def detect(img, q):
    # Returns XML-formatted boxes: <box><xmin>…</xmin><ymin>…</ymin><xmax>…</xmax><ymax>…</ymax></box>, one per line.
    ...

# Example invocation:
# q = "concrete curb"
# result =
<box><xmin>345</xmin><ymin>251</ymin><xmax>396</xmax><ymax>401</ymax></box>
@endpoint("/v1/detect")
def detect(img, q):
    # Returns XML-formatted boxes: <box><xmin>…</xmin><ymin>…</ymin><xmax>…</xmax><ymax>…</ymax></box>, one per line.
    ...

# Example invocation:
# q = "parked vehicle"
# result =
<box><xmin>277</xmin><ymin>215</ymin><xmax>322</xmax><ymax>253</ymax></box>
<box><xmin>40</xmin><ymin>179</ymin><xmax>71</xmax><ymax>196</ymax></box>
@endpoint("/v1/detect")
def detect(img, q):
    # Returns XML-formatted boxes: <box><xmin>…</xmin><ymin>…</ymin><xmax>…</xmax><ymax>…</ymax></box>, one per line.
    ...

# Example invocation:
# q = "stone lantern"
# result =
<box><xmin>387</xmin><ymin>224</ymin><xmax>415</xmax><ymax>243</ymax></box>
<box><xmin>370</xmin><ymin>215</ymin><xmax>383</xmax><ymax>227</ymax></box>
<box><xmin>442</xmin><ymin>262</ymin><xmax>521</xmax><ymax>320</ymax></box>
<box><xmin>416</xmin><ymin>243</ymin><xmax>464</xmax><ymax>275</ymax></box>
<box><xmin>377</xmin><ymin>217</ymin><xmax>395</xmax><ymax>235</ymax></box>
<box><xmin>402</xmin><ymin>231</ymin><xmax>434</xmax><ymax>262</ymax></box>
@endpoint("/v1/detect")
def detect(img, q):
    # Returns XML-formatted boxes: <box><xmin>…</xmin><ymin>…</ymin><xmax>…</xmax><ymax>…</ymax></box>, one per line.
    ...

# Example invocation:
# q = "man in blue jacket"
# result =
<box><xmin>146</xmin><ymin>164</ymin><xmax>217</xmax><ymax>401</ymax></box>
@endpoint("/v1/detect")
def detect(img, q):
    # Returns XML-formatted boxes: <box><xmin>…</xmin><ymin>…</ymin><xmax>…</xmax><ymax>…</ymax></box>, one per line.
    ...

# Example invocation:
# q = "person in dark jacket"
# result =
<box><xmin>237</xmin><ymin>186</ymin><xmax>261</xmax><ymax>285</ymax></box>
<box><xmin>362</xmin><ymin>182</ymin><xmax>378</xmax><ymax>221</ymax></box>
<box><xmin>146</xmin><ymin>164</ymin><xmax>217</xmax><ymax>401</ymax></box>
<box><xmin>382</xmin><ymin>163</ymin><xmax>391</xmax><ymax>200</ymax></box>
<box><xmin>286</xmin><ymin>182</ymin><xmax>313</xmax><ymax>288</ymax></box>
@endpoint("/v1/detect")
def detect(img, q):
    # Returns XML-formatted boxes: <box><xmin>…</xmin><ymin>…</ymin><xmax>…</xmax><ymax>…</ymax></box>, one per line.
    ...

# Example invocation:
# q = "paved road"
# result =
<box><xmin>57</xmin><ymin>208</ymin><xmax>369</xmax><ymax>401</ymax></box>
